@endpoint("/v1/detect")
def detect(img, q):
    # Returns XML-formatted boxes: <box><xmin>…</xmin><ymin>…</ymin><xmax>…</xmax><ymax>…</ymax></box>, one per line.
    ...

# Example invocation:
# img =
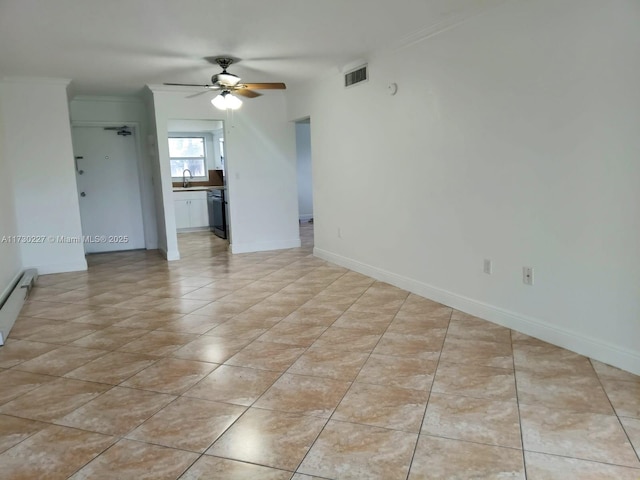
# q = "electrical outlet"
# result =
<box><xmin>523</xmin><ymin>266</ymin><xmax>534</xmax><ymax>285</ymax></box>
<box><xmin>483</xmin><ymin>259</ymin><xmax>492</xmax><ymax>274</ymax></box>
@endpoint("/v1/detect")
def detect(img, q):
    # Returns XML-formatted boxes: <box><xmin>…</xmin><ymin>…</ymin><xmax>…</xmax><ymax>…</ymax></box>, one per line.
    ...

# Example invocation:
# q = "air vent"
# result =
<box><xmin>344</xmin><ymin>65</ymin><xmax>368</xmax><ymax>87</ymax></box>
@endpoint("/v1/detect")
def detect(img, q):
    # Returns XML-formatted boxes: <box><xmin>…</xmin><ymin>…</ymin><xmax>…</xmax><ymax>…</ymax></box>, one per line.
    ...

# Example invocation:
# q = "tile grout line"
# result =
<box><xmin>4</xmin><ymin>256</ymin><xmax>442</xmax><ymax>478</ymax></box>
<box><xmin>65</xmin><ymin>433</ymin><xmax>120</xmax><ymax>480</ymax></box>
<box><xmin>244</xmin><ymin>269</ymin><xmax>369</xmax><ymax>476</ymax></box>
<box><xmin>5</xmin><ymin>240</ymin><xmax>315</xmax><ymax>477</ymax></box>
<box><xmin>510</xmin><ymin>329</ymin><xmax>529</xmax><ymax>480</ymax></box>
<box><xmin>277</xmin><ymin>271</ymin><xmax>384</xmax><ymax>476</ymax></box>
<box><xmin>65</xmin><ymin>238</ymin><xmax>316</xmax><ymax>478</ymax></box>
<box><xmin>589</xmin><ymin>358</ymin><xmax>640</xmax><ymax>467</ymax></box>
<box><xmin>520</xmin><ymin>448</ymin><xmax>640</xmax><ymax>471</ymax></box>
<box><xmin>163</xmin><ymin>260</ymin><xmax>362</xmax><ymax>476</ymax></box>
<box><xmin>403</xmin><ymin>307</ymin><xmax>453</xmax><ymax>480</ymax></box>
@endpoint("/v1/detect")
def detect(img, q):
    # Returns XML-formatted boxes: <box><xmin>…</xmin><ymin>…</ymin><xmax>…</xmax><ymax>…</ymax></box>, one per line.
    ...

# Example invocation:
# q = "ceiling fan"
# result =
<box><xmin>164</xmin><ymin>57</ymin><xmax>286</xmax><ymax>109</ymax></box>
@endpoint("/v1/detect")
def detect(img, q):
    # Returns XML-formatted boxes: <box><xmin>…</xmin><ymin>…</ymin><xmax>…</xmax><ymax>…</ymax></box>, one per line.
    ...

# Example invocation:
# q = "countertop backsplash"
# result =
<box><xmin>172</xmin><ymin>169</ymin><xmax>224</xmax><ymax>188</ymax></box>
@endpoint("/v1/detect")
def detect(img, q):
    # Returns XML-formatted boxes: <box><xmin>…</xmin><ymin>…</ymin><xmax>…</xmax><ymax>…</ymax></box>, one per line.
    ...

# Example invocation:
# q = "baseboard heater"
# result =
<box><xmin>0</xmin><ymin>269</ymin><xmax>38</xmax><ymax>345</ymax></box>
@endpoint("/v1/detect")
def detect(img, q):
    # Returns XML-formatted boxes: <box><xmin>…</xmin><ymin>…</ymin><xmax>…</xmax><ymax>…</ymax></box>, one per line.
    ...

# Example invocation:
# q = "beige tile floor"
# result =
<box><xmin>0</xmin><ymin>223</ymin><xmax>639</xmax><ymax>479</ymax></box>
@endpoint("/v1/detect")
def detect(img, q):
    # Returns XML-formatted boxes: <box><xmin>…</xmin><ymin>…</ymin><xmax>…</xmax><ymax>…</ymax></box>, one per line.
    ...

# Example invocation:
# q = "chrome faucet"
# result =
<box><xmin>182</xmin><ymin>169</ymin><xmax>193</xmax><ymax>188</ymax></box>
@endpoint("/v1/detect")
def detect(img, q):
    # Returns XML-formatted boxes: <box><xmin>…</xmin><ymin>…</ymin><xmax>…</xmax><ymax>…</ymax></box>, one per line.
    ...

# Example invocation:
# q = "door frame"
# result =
<box><xmin>71</xmin><ymin>121</ymin><xmax>151</xmax><ymax>250</ymax></box>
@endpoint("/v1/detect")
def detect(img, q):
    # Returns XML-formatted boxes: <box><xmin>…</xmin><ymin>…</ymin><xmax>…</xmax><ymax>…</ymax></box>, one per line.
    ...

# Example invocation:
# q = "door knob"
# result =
<box><xmin>80</xmin><ymin>192</ymin><xmax>86</xmax><ymax>197</ymax></box>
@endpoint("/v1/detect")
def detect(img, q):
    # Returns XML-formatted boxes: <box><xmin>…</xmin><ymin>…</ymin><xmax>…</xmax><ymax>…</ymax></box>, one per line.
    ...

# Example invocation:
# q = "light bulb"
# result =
<box><xmin>211</xmin><ymin>91</ymin><xmax>243</xmax><ymax>110</ymax></box>
<box><xmin>226</xmin><ymin>94</ymin><xmax>242</xmax><ymax>110</ymax></box>
<box><xmin>211</xmin><ymin>93</ymin><xmax>228</xmax><ymax>110</ymax></box>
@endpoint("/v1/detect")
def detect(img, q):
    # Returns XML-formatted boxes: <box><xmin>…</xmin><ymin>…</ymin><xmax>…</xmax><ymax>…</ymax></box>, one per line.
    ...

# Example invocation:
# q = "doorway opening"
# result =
<box><xmin>167</xmin><ymin>119</ymin><xmax>229</xmax><ymax>242</ymax></box>
<box><xmin>295</xmin><ymin>117</ymin><xmax>313</xmax><ymax>239</ymax></box>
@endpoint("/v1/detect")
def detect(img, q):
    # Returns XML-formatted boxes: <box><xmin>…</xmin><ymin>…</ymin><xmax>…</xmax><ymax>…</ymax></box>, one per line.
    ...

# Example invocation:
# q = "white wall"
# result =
<box><xmin>295</xmin><ymin>121</ymin><xmax>313</xmax><ymax>221</ymax></box>
<box><xmin>212</xmin><ymin>128</ymin><xmax>224</xmax><ymax>170</ymax></box>
<box><xmin>0</xmin><ymin>92</ymin><xmax>22</xmax><ymax>297</ymax></box>
<box><xmin>148</xmin><ymin>87</ymin><xmax>300</xmax><ymax>258</ymax></box>
<box><xmin>142</xmin><ymin>88</ymin><xmax>168</xmax><ymax>256</ymax></box>
<box><xmin>0</xmin><ymin>78</ymin><xmax>87</xmax><ymax>274</ymax></box>
<box><xmin>69</xmin><ymin>96</ymin><xmax>158</xmax><ymax>249</ymax></box>
<box><xmin>287</xmin><ymin>0</ymin><xmax>640</xmax><ymax>374</ymax></box>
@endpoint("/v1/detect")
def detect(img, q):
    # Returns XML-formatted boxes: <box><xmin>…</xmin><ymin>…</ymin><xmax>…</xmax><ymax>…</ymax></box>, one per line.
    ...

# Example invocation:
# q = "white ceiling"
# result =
<box><xmin>0</xmin><ymin>0</ymin><xmax>501</xmax><ymax>96</ymax></box>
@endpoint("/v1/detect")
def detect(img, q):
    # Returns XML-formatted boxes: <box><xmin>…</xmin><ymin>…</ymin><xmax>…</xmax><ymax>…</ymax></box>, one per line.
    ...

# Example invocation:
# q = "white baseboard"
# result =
<box><xmin>177</xmin><ymin>227</ymin><xmax>210</xmax><ymax>233</ymax></box>
<box><xmin>231</xmin><ymin>237</ymin><xmax>302</xmax><ymax>254</ymax></box>
<box><xmin>314</xmin><ymin>247</ymin><xmax>640</xmax><ymax>376</ymax></box>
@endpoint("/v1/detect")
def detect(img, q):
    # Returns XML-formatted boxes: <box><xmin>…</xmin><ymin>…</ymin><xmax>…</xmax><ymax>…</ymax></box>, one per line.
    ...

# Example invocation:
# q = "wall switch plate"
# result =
<box><xmin>483</xmin><ymin>259</ymin><xmax>492</xmax><ymax>274</ymax></box>
<box><xmin>337</xmin><ymin>227</ymin><xmax>342</xmax><ymax>238</ymax></box>
<box><xmin>523</xmin><ymin>266</ymin><xmax>534</xmax><ymax>285</ymax></box>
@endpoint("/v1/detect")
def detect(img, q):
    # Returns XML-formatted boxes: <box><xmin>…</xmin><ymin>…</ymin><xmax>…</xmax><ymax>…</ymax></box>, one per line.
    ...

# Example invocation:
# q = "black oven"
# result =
<box><xmin>207</xmin><ymin>188</ymin><xmax>227</xmax><ymax>239</ymax></box>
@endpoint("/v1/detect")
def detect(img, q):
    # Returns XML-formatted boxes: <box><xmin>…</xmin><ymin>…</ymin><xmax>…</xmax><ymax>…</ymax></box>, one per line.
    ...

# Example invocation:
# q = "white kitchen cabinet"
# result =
<box><xmin>174</xmin><ymin>199</ymin><xmax>191</xmax><ymax>229</ymax></box>
<box><xmin>189</xmin><ymin>197</ymin><xmax>209</xmax><ymax>226</ymax></box>
<box><xmin>173</xmin><ymin>190</ymin><xmax>209</xmax><ymax>230</ymax></box>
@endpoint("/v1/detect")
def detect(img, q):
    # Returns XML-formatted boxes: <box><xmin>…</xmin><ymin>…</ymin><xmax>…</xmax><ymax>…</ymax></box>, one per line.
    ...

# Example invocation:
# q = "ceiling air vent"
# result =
<box><xmin>344</xmin><ymin>64</ymin><xmax>368</xmax><ymax>87</ymax></box>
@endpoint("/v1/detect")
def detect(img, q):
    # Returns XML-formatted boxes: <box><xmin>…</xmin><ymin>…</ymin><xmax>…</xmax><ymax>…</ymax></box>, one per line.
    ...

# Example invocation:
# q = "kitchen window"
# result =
<box><xmin>169</xmin><ymin>136</ymin><xmax>206</xmax><ymax>177</ymax></box>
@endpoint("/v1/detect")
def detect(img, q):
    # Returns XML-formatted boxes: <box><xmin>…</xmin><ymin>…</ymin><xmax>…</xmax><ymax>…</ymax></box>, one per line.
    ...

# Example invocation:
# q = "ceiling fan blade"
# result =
<box><xmin>163</xmin><ymin>82</ymin><xmax>219</xmax><ymax>88</ymax></box>
<box><xmin>186</xmin><ymin>90</ymin><xmax>212</xmax><ymax>99</ymax></box>
<box><xmin>234</xmin><ymin>88</ymin><xmax>261</xmax><ymax>98</ymax></box>
<box><xmin>242</xmin><ymin>83</ymin><xmax>287</xmax><ymax>90</ymax></box>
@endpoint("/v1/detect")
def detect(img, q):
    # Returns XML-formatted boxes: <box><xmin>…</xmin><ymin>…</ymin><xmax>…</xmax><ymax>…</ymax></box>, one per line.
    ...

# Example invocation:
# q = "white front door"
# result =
<box><xmin>72</xmin><ymin>126</ymin><xmax>145</xmax><ymax>253</ymax></box>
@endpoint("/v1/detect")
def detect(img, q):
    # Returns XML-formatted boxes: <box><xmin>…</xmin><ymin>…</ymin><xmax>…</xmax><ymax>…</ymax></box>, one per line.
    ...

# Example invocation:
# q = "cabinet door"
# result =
<box><xmin>174</xmin><ymin>199</ymin><xmax>191</xmax><ymax>229</ymax></box>
<box><xmin>189</xmin><ymin>198</ymin><xmax>209</xmax><ymax>227</ymax></box>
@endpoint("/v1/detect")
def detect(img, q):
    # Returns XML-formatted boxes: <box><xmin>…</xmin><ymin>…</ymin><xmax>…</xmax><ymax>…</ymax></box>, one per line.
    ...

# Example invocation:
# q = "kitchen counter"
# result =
<box><xmin>172</xmin><ymin>186</ymin><xmax>219</xmax><ymax>192</ymax></box>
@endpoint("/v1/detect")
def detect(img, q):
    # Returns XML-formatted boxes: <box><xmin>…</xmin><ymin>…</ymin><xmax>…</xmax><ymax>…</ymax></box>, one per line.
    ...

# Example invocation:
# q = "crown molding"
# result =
<box><xmin>1</xmin><ymin>76</ymin><xmax>71</xmax><ymax>86</ymax></box>
<box><xmin>71</xmin><ymin>95</ymin><xmax>143</xmax><ymax>103</ymax></box>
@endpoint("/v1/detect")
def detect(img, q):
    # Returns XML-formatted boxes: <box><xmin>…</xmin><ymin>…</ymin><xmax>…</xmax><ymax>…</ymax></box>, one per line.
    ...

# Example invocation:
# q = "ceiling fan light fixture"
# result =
<box><xmin>211</xmin><ymin>91</ymin><xmax>242</xmax><ymax>110</ymax></box>
<box><xmin>211</xmin><ymin>93</ymin><xmax>227</xmax><ymax>110</ymax></box>
<box><xmin>165</xmin><ymin>56</ymin><xmax>285</xmax><ymax>106</ymax></box>
<box><xmin>212</xmin><ymin>72</ymin><xmax>241</xmax><ymax>86</ymax></box>
<box><xmin>225</xmin><ymin>93</ymin><xmax>243</xmax><ymax>110</ymax></box>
